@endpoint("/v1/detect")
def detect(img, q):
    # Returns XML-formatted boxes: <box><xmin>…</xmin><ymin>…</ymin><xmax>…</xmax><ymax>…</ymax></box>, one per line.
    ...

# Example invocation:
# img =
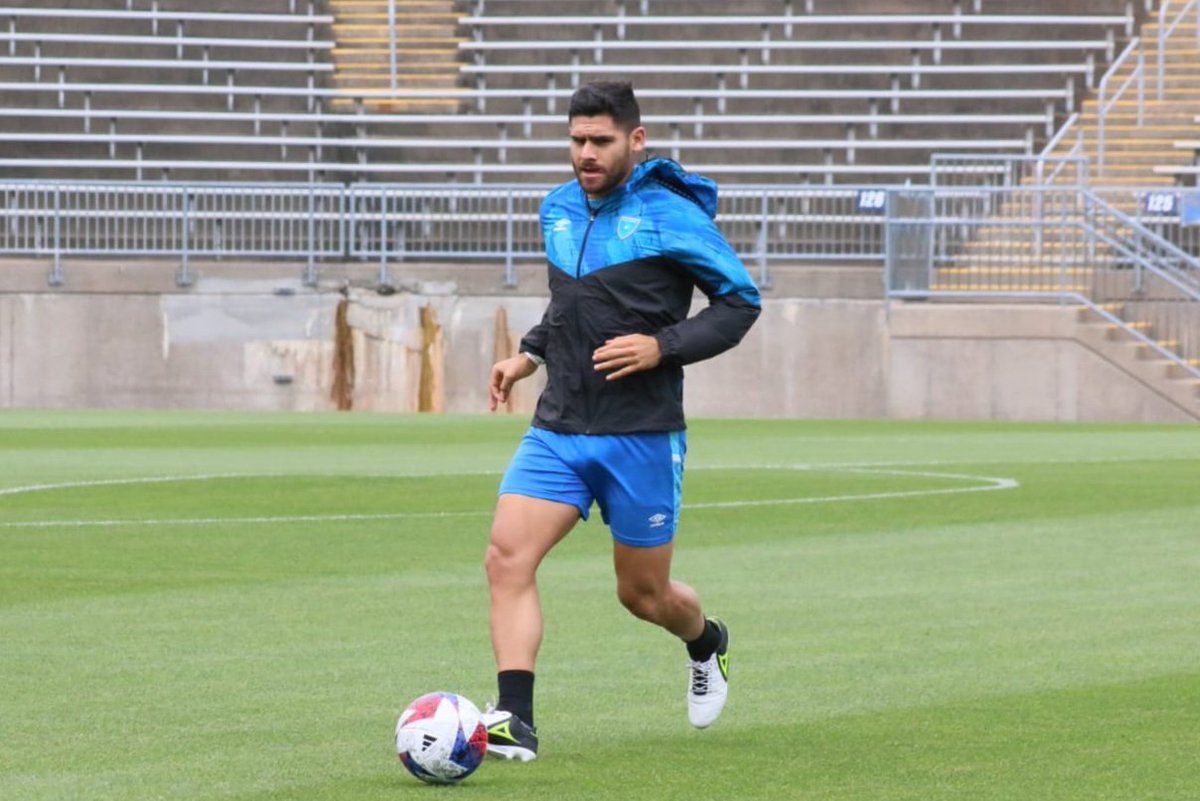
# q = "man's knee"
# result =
<box><xmin>616</xmin><ymin>580</ymin><xmax>665</xmax><ymax>622</ymax></box>
<box><xmin>484</xmin><ymin>535</ymin><xmax>529</xmax><ymax>587</ymax></box>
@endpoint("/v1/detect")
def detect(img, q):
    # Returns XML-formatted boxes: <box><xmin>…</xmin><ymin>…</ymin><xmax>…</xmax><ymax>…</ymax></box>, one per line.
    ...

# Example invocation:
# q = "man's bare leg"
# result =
<box><xmin>482</xmin><ymin>493</ymin><xmax>579</xmax><ymax>760</ymax></box>
<box><xmin>612</xmin><ymin>539</ymin><xmax>730</xmax><ymax>729</ymax></box>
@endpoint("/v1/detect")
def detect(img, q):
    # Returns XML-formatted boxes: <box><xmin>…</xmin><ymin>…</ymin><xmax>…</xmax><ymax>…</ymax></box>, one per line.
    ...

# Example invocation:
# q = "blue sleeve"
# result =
<box><xmin>654</xmin><ymin>209</ymin><xmax>762</xmax><ymax>367</ymax></box>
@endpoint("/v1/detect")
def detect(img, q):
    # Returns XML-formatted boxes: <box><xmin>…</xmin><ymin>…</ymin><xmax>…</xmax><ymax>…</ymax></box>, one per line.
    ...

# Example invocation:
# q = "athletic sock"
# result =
<box><xmin>685</xmin><ymin>619</ymin><xmax>721</xmax><ymax>662</ymax></box>
<box><xmin>497</xmin><ymin>669</ymin><xmax>535</xmax><ymax>728</ymax></box>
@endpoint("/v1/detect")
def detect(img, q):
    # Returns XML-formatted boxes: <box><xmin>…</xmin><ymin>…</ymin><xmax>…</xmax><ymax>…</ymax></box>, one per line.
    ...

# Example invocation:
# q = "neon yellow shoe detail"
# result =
<box><xmin>481</xmin><ymin>708</ymin><xmax>538</xmax><ymax>761</ymax></box>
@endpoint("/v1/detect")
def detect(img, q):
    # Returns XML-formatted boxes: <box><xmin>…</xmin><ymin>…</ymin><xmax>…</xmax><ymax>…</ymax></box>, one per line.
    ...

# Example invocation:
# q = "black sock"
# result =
<box><xmin>685</xmin><ymin>619</ymin><xmax>720</xmax><ymax>662</ymax></box>
<box><xmin>497</xmin><ymin>669</ymin><xmax>535</xmax><ymax>728</ymax></box>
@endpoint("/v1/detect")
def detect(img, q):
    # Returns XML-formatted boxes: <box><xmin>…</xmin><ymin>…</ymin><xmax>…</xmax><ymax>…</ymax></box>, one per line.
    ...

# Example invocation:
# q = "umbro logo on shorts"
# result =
<box><xmin>648</xmin><ymin>513</ymin><xmax>668</xmax><ymax>528</ymax></box>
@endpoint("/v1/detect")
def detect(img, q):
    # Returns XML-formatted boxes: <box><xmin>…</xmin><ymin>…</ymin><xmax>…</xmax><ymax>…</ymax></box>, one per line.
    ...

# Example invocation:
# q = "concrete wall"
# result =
<box><xmin>0</xmin><ymin>259</ymin><xmax>1195</xmax><ymax>422</ymax></box>
<box><xmin>886</xmin><ymin>304</ymin><xmax>1198</xmax><ymax>423</ymax></box>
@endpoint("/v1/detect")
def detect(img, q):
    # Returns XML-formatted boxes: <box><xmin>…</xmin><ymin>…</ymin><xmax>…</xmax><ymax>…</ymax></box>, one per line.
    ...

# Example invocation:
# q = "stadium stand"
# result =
<box><xmin>0</xmin><ymin>2</ymin><xmax>339</xmax><ymax>181</ymax></box>
<box><xmin>1</xmin><ymin>0</ymin><xmax>1195</xmax><ymax>411</ymax></box>
<box><xmin>0</xmin><ymin>0</ymin><xmax>1140</xmax><ymax>184</ymax></box>
<box><xmin>1036</xmin><ymin>4</ymin><xmax>1200</xmax><ymax>186</ymax></box>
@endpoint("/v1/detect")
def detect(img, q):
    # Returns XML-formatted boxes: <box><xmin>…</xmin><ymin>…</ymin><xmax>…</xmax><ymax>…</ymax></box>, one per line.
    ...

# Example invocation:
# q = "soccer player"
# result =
<box><xmin>482</xmin><ymin>81</ymin><xmax>762</xmax><ymax>761</ymax></box>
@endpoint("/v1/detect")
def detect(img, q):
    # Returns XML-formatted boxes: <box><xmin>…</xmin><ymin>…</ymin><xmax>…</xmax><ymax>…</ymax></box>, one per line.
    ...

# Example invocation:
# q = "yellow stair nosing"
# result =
<box><xmin>333</xmin><ymin>23</ymin><xmax>458</xmax><ymax>30</ymax></box>
<box><xmin>329</xmin><ymin>97</ymin><xmax>461</xmax><ymax>105</ymax></box>
<box><xmin>334</xmin><ymin>60</ymin><xmax>459</xmax><ymax>68</ymax></box>
<box><xmin>929</xmin><ymin>284</ymin><xmax>1089</xmax><ymax>292</ymax></box>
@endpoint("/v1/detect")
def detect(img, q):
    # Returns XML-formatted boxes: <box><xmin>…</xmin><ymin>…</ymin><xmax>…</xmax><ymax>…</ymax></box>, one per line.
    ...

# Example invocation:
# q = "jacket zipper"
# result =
<box><xmin>574</xmin><ymin>205</ymin><xmax>598</xmax><ymax>433</ymax></box>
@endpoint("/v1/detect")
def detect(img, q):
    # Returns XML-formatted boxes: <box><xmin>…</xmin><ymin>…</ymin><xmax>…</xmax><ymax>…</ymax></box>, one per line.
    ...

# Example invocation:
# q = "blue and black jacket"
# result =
<box><xmin>520</xmin><ymin>157</ymin><xmax>762</xmax><ymax>434</ymax></box>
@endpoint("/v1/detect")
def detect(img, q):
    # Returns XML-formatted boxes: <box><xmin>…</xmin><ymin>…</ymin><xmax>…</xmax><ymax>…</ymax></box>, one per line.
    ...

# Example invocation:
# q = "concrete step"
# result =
<box><xmin>334</xmin><ymin>35</ymin><xmax>464</xmax><ymax>46</ymax></box>
<box><xmin>328</xmin><ymin>0</ymin><xmax>459</xmax><ymax>110</ymax></box>
<box><xmin>1078</xmin><ymin>302</ymin><xmax>1126</xmax><ymax>321</ymax></box>
<box><xmin>332</xmin><ymin>74</ymin><xmax>459</xmax><ymax>89</ymax></box>
<box><xmin>929</xmin><ymin>283</ymin><xmax>1091</xmax><ymax>293</ymax></box>
<box><xmin>332</xmin><ymin>47</ymin><xmax>458</xmax><ymax>59</ymax></box>
<box><xmin>327</xmin><ymin>96</ymin><xmax>464</xmax><ymax>113</ymax></box>
<box><xmin>1074</xmin><ymin>319</ymin><xmax>1200</xmax><ymax>418</ymax></box>
<box><xmin>1078</xmin><ymin>175</ymin><xmax>1176</xmax><ymax>185</ymax></box>
<box><xmin>331</xmin><ymin>53</ymin><xmax>460</xmax><ymax>67</ymax></box>
<box><xmin>1166</xmin><ymin>361</ymin><xmax>1200</xmax><ymax>380</ymax></box>
<box><xmin>937</xmin><ymin>267</ymin><xmax>1094</xmax><ymax>276</ymax></box>
<box><xmin>1107</xmin><ymin>319</ymin><xmax>1152</xmax><ymax>336</ymax></box>
<box><xmin>329</xmin><ymin>0</ymin><xmax>452</xmax><ymax>11</ymax></box>
<box><xmin>1075</xmin><ymin>112</ymin><xmax>1200</xmax><ymax>122</ymax></box>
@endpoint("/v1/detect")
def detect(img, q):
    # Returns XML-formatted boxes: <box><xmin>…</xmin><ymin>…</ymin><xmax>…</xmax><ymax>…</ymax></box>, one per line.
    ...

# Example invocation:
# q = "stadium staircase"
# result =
<box><xmin>327</xmin><ymin>0</ymin><xmax>462</xmax><ymax>112</ymax></box>
<box><xmin>921</xmin><ymin>3</ymin><xmax>1200</xmax><ymax>411</ymax></box>
<box><xmin>1042</xmin><ymin>14</ymin><xmax>1200</xmax><ymax>185</ymax></box>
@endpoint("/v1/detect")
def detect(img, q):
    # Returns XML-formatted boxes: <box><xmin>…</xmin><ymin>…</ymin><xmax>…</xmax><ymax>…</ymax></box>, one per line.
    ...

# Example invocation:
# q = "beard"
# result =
<box><xmin>574</xmin><ymin>154</ymin><xmax>632</xmax><ymax>199</ymax></box>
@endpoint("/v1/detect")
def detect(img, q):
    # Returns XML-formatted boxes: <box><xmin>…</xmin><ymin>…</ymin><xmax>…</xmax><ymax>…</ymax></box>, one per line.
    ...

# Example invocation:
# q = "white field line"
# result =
<box><xmin>0</xmin><ymin>466</ymin><xmax>1018</xmax><ymax>530</ymax></box>
<box><xmin>685</xmin><ymin>468</ymin><xmax>1018</xmax><ymax>509</ymax></box>
<box><xmin>0</xmin><ymin>473</ymin><xmax>275</xmax><ymax>497</ymax></box>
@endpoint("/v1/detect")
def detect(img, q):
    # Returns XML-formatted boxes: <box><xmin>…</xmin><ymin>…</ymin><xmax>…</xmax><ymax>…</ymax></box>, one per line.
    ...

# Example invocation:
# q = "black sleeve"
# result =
<box><xmin>655</xmin><ymin>292</ymin><xmax>761</xmax><ymax>366</ymax></box>
<box><xmin>518</xmin><ymin>307</ymin><xmax>551</xmax><ymax>361</ymax></box>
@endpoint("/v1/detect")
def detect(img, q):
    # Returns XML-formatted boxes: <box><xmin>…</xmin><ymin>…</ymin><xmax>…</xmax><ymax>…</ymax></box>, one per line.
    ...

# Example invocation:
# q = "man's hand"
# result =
<box><xmin>592</xmin><ymin>334</ymin><xmax>661</xmax><ymax>380</ymax></box>
<box><xmin>489</xmin><ymin>353</ymin><xmax>540</xmax><ymax>410</ymax></box>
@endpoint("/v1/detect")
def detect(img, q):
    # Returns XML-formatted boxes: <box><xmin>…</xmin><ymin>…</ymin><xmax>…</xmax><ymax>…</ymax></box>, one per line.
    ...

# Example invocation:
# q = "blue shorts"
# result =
<box><xmin>498</xmin><ymin>427</ymin><xmax>687</xmax><ymax>548</ymax></box>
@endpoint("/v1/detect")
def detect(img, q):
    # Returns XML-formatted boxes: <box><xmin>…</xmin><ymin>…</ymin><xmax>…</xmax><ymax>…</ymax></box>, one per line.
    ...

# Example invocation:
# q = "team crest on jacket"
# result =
<box><xmin>616</xmin><ymin>216</ymin><xmax>641</xmax><ymax>240</ymax></box>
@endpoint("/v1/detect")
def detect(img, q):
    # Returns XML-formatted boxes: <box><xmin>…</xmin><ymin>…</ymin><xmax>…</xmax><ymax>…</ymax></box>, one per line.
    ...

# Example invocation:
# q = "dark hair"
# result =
<box><xmin>567</xmin><ymin>81</ymin><xmax>641</xmax><ymax>131</ymax></box>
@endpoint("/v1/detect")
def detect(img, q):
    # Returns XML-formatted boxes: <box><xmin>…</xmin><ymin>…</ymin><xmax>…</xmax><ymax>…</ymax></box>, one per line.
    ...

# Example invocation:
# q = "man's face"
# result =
<box><xmin>569</xmin><ymin>114</ymin><xmax>646</xmax><ymax>200</ymax></box>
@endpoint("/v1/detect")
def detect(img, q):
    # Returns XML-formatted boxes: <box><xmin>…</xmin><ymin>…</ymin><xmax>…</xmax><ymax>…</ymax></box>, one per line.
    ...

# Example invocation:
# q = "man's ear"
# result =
<box><xmin>630</xmin><ymin>126</ymin><xmax>647</xmax><ymax>153</ymax></box>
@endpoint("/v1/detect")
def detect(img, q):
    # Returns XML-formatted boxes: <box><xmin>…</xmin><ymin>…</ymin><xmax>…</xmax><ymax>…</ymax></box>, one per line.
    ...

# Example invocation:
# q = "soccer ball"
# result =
<box><xmin>395</xmin><ymin>691</ymin><xmax>488</xmax><ymax>785</ymax></box>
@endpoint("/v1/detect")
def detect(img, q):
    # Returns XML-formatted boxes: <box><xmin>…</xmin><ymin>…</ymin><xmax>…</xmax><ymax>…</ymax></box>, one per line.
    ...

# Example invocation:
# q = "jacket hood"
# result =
<box><xmin>627</xmin><ymin>158</ymin><xmax>719</xmax><ymax>220</ymax></box>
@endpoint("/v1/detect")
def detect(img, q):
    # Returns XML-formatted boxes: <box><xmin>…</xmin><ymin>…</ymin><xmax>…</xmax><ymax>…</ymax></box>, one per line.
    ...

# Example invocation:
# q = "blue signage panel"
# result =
<box><xmin>1143</xmin><ymin>191</ymin><xmax>1177</xmax><ymax>216</ymax></box>
<box><xmin>1181</xmin><ymin>192</ymin><xmax>1200</xmax><ymax>226</ymax></box>
<box><xmin>856</xmin><ymin>189</ymin><xmax>888</xmax><ymax>214</ymax></box>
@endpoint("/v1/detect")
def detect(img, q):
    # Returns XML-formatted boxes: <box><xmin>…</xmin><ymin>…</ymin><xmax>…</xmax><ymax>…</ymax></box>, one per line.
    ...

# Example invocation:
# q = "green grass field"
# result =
<box><xmin>2</xmin><ymin>411</ymin><xmax>1199</xmax><ymax>801</ymax></box>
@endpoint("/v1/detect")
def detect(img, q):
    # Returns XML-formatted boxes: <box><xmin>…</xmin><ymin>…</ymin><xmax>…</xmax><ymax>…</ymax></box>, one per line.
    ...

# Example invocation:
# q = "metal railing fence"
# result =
<box><xmin>0</xmin><ymin>180</ymin><xmax>891</xmax><ymax>288</ymax></box>
<box><xmin>3</xmin><ymin>173</ymin><xmax>1197</xmax><ymax>376</ymax></box>
<box><xmin>5</xmin><ymin>178</ymin><xmax>1200</xmax><ymax>287</ymax></box>
<box><xmin>1097</xmin><ymin>35</ymin><xmax>1145</xmax><ymax>175</ymax></box>
<box><xmin>884</xmin><ymin>178</ymin><xmax>1200</xmax><ymax>380</ymax></box>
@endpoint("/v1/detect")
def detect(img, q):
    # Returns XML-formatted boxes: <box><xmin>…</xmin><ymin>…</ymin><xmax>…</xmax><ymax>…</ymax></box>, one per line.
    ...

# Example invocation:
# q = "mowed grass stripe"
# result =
<box><xmin>0</xmin><ymin>468</ymin><xmax>1003</xmax><ymax>524</ymax></box>
<box><xmin>0</xmin><ymin>412</ymin><xmax>1197</xmax><ymax>800</ymax></box>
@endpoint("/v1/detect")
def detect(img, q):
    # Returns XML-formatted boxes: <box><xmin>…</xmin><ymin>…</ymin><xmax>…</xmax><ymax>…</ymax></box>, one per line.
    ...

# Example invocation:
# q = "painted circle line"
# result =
<box><xmin>0</xmin><ymin>466</ymin><xmax>1019</xmax><ymax>529</ymax></box>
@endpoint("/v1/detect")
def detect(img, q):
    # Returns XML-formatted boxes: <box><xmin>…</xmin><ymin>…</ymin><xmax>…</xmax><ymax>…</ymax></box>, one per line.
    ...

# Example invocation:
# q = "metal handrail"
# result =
<box><xmin>1097</xmin><ymin>37</ymin><xmax>1145</xmax><ymax>175</ymax></box>
<box><xmin>1084</xmin><ymin>190</ymin><xmax>1200</xmax><ymax>292</ymax></box>
<box><xmin>0</xmin><ymin>7</ymin><xmax>330</xmax><ymax>24</ymax></box>
<box><xmin>1036</xmin><ymin>112</ymin><xmax>1083</xmax><ymax>186</ymax></box>
<box><xmin>1087</xmin><ymin>223</ymin><xmax>1200</xmax><ymax>303</ymax></box>
<box><xmin>387</xmin><ymin>0</ymin><xmax>397</xmax><ymax>92</ymax></box>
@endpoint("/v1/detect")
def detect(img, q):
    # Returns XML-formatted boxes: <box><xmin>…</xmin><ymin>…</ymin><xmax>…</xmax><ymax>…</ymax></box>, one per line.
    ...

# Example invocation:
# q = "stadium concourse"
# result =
<box><xmin>0</xmin><ymin>0</ymin><xmax>1197</xmax><ymax>421</ymax></box>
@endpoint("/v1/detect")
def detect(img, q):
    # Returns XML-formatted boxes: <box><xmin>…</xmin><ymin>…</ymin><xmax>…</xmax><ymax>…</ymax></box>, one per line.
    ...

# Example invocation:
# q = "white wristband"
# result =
<box><xmin>521</xmin><ymin>351</ymin><xmax>545</xmax><ymax>367</ymax></box>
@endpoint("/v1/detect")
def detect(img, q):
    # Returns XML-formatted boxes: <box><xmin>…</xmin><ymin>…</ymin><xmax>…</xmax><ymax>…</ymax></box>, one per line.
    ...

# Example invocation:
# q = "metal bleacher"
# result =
<box><xmin>0</xmin><ymin>2</ymin><xmax>338</xmax><ymax>181</ymax></box>
<box><xmin>0</xmin><ymin>0</ymin><xmax>1141</xmax><ymax>184</ymax></box>
<box><xmin>433</xmin><ymin>0</ymin><xmax>1135</xmax><ymax>184</ymax></box>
